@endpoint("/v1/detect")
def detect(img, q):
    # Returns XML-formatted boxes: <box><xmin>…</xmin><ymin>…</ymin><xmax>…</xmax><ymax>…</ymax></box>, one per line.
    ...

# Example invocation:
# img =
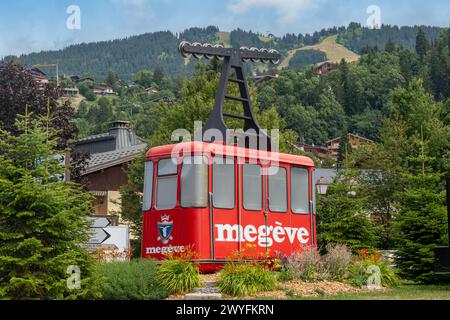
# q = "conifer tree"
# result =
<box><xmin>317</xmin><ymin>165</ymin><xmax>378</xmax><ymax>252</ymax></box>
<box><xmin>337</xmin><ymin>130</ymin><xmax>352</xmax><ymax>168</ymax></box>
<box><xmin>416</xmin><ymin>28</ymin><xmax>429</xmax><ymax>61</ymax></box>
<box><xmin>105</xmin><ymin>69</ymin><xmax>119</xmax><ymax>87</ymax></box>
<box><xmin>385</xmin><ymin>39</ymin><xmax>396</xmax><ymax>53</ymax></box>
<box><xmin>394</xmin><ymin>132</ymin><xmax>448</xmax><ymax>283</ymax></box>
<box><xmin>0</xmin><ymin>113</ymin><xmax>100</xmax><ymax>299</ymax></box>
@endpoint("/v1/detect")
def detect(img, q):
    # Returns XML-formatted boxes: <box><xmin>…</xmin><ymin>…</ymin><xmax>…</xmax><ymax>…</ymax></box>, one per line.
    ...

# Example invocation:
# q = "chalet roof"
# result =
<box><xmin>70</xmin><ymin>75</ymin><xmax>95</xmax><ymax>83</ymax></box>
<box><xmin>82</xmin><ymin>143</ymin><xmax>147</xmax><ymax>175</ymax></box>
<box><xmin>325</xmin><ymin>133</ymin><xmax>374</xmax><ymax>145</ymax></box>
<box><xmin>314</xmin><ymin>168</ymin><xmax>381</xmax><ymax>186</ymax></box>
<box><xmin>75</xmin><ymin>133</ymin><xmax>114</xmax><ymax>144</ymax></box>
<box><xmin>31</xmin><ymin>67</ymin><xmax>46</xmax><ymax>76</ymax></box>
<box><xmin>254</xmin><ymin>74</ymin><xmax>278</xmax><ymax>86</ymax></box>
<box><xmin>314</xmin><ymin>169</ymin><xmax>337</xmax><ymax>185</ymax></box>
<box><xmin>314</xmin><ymin>60</ymin><xmax>335</xmax><ymax>69</ymax></box>
<box><xmin>73</xmin><ymin>121</ymin><xmax>146</xmax><ymax>174</ymax></box>
<box><xmin>74</xmin><ymin>121</ymin><xmax>144</xmax><ymax>150</ymax></box>
<box><xmin>93</xmin><ymin>83</ymin><xmax>113</xmax><ymax>90</ymax></box>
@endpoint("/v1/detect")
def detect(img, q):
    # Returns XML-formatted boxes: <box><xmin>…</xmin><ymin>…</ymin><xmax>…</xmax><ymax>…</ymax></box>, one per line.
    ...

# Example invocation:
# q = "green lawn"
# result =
<box><xmin>297</xmin><ymin>285</ymin><xmax>450</xmax><ymax>300</ymax></box>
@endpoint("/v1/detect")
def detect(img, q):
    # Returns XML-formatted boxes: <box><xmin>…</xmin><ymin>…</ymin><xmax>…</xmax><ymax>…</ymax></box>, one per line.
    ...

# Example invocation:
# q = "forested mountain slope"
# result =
<box><xmin>2</xmin><ymin>24</ymin><xmax>444</xmax><ymax>81</ymax></box>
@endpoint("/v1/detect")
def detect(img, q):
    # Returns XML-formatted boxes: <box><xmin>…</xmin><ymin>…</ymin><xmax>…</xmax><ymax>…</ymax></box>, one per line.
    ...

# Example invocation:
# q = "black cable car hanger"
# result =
<box><xmin>179</xmin><ymin>41</ymin><xmax>281</xmax><ymax>151</ymax></box>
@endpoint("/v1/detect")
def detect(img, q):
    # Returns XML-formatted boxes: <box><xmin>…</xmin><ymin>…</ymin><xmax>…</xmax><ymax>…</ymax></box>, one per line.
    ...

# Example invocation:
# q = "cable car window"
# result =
<box><xmin>181</xmin><ymin>156</ymin><xmax>209</xmax><ymax>208</ymax></box>
<box><xmin>291</xmin><ymin>167</ymin><xmax>309</xmax><ymax>214</ymax></box>
<box><xmin>142</xmin><ymin>161</ymin><xmax>154</xmax><ymax>211</ymax></box>
<box><xmin>243</xmin><ymin>163</ymin><xmax>262</xmax><ymax>211</ymax></box>
<box><xmin>269</xmin><ymin>166</ymin><xmax>287</xmax><ymax>213</ymax></box>
<box><xmin>213</xmin><ymin>157</ymin><xmax>235</xmax><ymax>209</ymax></box>
<box><xmin>158</xmin><ymin>158</ymin><xmax>178</xmax><ymax>176</ymax></box>
<box><xmin>156</xmin><ymin>158</ymin><xmax>178</xmax><ymax>210</ymax></box>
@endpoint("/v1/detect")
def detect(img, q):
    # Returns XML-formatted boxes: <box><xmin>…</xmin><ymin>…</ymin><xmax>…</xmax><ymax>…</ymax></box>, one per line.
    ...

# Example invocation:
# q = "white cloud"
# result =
<box><xmin>228</xmin><ymin>0</ymin><xmax>310</xmax><ymax>26</ymax></box>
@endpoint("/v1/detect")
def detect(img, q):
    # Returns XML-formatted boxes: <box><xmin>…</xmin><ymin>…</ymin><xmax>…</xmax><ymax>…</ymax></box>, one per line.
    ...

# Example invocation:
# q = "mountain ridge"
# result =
<box><xmin>2</xmin><ymin>24</ymin><xmax>445</xmax><ymax>81</ymax></box>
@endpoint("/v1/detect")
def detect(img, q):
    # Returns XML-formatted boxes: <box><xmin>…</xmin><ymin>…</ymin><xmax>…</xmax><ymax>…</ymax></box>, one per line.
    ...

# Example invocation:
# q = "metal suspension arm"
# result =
<box><xmin>179</xmin><ymin>41</ymin><xmax>280</xmax><ymax>64</ymax></box>
<box><xmin>179</xmin><ymin>41</ymin><xmax>281</xmax><ymax>151</ymax></box>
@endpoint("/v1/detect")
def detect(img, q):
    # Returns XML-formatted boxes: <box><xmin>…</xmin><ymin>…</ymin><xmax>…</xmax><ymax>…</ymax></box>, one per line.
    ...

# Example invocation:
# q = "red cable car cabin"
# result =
<box><xmin>141</xmin><ymin>141</ymin><xmax>316</xmax><ymax>272</ymax></box>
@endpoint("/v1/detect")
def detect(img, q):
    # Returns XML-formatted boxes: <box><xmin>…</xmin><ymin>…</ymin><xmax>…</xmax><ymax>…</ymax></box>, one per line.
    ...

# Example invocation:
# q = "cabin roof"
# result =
<box><xmin>146</xmin><ymin>142</ymin><xmax>315</xmax><ymax>167</ymax></box>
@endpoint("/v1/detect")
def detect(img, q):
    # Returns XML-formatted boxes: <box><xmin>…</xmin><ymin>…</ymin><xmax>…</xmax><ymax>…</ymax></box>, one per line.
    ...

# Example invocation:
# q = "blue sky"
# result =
<box><xmin>0</xmin><ymin>0</ymin><xmax>448</xmax><ymax>57</ymax></box>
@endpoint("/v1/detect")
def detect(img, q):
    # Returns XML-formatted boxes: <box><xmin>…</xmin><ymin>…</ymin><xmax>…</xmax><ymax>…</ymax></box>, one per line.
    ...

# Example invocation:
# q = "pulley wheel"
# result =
<box><xmin>203</xmin><ymin>43</ymin><xmax>214</xmax><ymax>60</ymax></box>
<box><xmin>250</xmin><ymin>47</ymin><xmax>259</xmax><ymax>63</ymax></box>
<box><xmin>213</xmin><ymin>44</ymin><xmax>225</xmax><ymax>60</ymax></box>
<box><xmin>269</xmin><ymin>49</ymin><xmax>280</xmax><ymax>65</ymax></box>
<box><xmin>179</xmin><ymin>41</ymin><xmax>192</xmax><ymax>59</ymax></box>
<box><xmin>192</xmin><ymin>42</ymin><xmax>203</xmax><ymax>60</ymax></box>
<box><xmin>260</xmin><ymin>48</ymin><xmax>270</xmax><ymax>64</ymax></box>
<box><xmin>240</xmin><ymin>47</ymin><xmax>250</xmax><ymax>62</ymax></box>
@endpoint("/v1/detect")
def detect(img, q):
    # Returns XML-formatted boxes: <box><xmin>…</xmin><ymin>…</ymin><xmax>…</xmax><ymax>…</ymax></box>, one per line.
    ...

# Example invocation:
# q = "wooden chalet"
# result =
<box><xmin>145</xmin><ymin>86</ymin><xmax>160</xmax><ymax>96</ymax></box>
<box><xmin>73</xmin><ymin>121</ymin><xmax>146</xmax><ymax>217</ymax></box>
<box><xmin>313</xmin><ymin>60</ymin><xmax>336</xmax><ymax>76</ymax></box>
<box><xmin>30</xmin><ymin>67</ymin><xmax>49</xmax><ymax>85</ymax></box>
<box><xmin>324</xmin><ymin>133</ymin><xmax>374</xmax><ymax>161</ymax></box>
<box><xmin>93</xmin><ymin>84</ymin><xmax>116</xmax><ymax>96</ymax></box>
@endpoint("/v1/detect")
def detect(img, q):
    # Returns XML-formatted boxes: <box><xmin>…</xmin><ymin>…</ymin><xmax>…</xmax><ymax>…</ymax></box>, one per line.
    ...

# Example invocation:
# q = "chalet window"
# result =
<box><xmin>142</xmin><ymin>161</ymin><xmax>154</xmax><ymax>211</ymax></box>
<box><xmin>181</xmin><ymin>156</ymin><xmax>209</xmax><ymax>208</ymax></box>
<box><xmin>213</xmin><ymin>157</ymin><xmax>235</xmax><ymax>209</ymax></box>
<box><xmin>243</xmin><ymin>163</ymin><xmax>262</xmax><ymax>211</ymax></box>
<box><xmin>156</xmin><ymin>158</ymin><xmax>178</xmax><ymax>210</ymax></box>
<box><xmin>268</xmin><ymin>166</ymin><xmax>287</xmax><ymax>213</ymax></box>
<box><xmin>291</xmin><ymin>167</ymin><xmax>309</xmax><ymax>214</ymax></box>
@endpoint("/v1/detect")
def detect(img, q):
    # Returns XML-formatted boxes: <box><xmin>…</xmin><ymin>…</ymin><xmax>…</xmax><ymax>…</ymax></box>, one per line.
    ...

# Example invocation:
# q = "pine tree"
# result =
<box><xmin>394</xmin><ymin>132</ymin><xmax>448</xmax><ymax>283</ymax></box>
<box><xmin>337</xmin><ymin>130</ymin><xmax>351</xmax><ymax>168</ymax></box>
<box><xmin>153</xmin><ymin>67</ymin><xmax>164</xmax><ymax>87</ymax></box>
<box><xmin>105</xmin><ymin>69</ymin><xmax>119</xmax><ymax>87</ymax></box>
<box><xmin>427</xmin><ymin>31</ymin><xmax>450</xmax><ymax>100</ymax></box>
<box><xmin>337</xmin><ymin>58</ymin><xmax>363</xmax><ymax>116</ymax></box>
<box><xmin>317</xmin><ymin>166</ymin><xmax>378</xmax><ymax>252</ymax></box>
<box><xmin>416</xmin><ymin>28</ymin><xmax>429</xmax><ymax>61</ymax></box>
<box><xmin>339</xmin><ymin>59</ymin><xmax>352</xmax><ymax>114</ymax></box>
<box><xmin>385</xmin><ymin>39</ymin><xmax>396</xmax><ymax>53</ymax></box>
<box><xmin>0</xmin><ymin>113</ymin><xmax>101</xmax><ymax>299</ymax></box>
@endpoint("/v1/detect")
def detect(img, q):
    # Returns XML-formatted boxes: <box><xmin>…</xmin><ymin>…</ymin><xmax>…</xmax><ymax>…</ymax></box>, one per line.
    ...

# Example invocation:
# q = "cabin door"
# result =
<box><xmin>210</xmin><ymin>156</ymin><xmax>239</xmax><ymax>260</ymax></box>
<box><xmin>265</xmin><ymin>163</ymin><xmax>292</xmax><ymax>256</ymax></box>
<box><xmin>239</xmin><ymin>158</ymin><xmax>267</xmax><ymax>259</ymax></box>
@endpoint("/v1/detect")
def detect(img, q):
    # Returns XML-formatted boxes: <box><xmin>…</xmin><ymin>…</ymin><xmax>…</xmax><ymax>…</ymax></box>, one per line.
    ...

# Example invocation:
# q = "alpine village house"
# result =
<box><xmin>72</xmin><ymin>121</ymin><xmax>147</xmax><ymax>223</ymax></box>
